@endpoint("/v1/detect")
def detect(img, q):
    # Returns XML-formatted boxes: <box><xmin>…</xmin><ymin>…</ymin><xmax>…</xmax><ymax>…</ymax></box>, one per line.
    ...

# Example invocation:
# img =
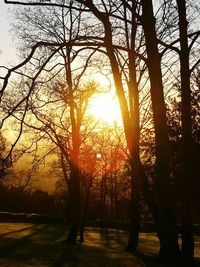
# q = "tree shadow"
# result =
<box><xmin>0</xmin><ymin>224</ymin><xmax>37</xmax><ymax>238</ymax></box>
<box><xmin>0</xmin><ymin>223</ymin><xmax>67</xmax><ymax>265</ymax></box>
<box><xmin>86</xmin><ymin>227</ymin><xmax>127</xmax><ymax>249</ymax></box>
<box><xmin>0</xmin><ymin>225</ymin><xmax>199</xmax><ymax>267</ymax></box>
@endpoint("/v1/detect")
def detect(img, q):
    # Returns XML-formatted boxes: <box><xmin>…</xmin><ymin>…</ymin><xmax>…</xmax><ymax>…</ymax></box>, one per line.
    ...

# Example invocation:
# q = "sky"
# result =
<box><xmin>0</xmin><ymin>2</ymin><xmax>17</xmax><ymax>67</ymax></box>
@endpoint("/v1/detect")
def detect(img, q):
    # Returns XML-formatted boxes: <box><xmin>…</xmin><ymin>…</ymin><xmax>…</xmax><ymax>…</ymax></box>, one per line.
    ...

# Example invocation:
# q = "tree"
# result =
<box><xmin>1</xmin><ymin>2</ymin><xmax>101</xmax><ymax>243</ymax></box>
<box><xmin>176</xmin><ymin>0</ymin><xmax>194</xmax><ymax>260</ymax></box>
<box><xmin>20</xmin><ymin>78</ymin><xmax>97</xmax><ymax>244</ymax></box>
<box><xmin>2</xmin><ymin>0</ymin><xmax>173</xmax><ymax>254</ymax></box>
<box><xmin>72</xmin><ymin>0</ymin><xmax>160</xmax><ymax>251</ymax></box>
<box><xmin>2</xmin><ymin>0</ymin><xmax>154</xmax><ymax>250</ymax></box>
<box><xmin>3</xmin><ymin>0</ymin><xmax>200</xmax><ymax>261</ymax></box>
<box><xmin>0</xmin><ymin>133</ymin><xmax>8</xmax><ymax>178</ymax></box>
<box><xmin>140</xmin><ymin>0</ymin><xmax>180</xmax><ymax>259</ymax></box>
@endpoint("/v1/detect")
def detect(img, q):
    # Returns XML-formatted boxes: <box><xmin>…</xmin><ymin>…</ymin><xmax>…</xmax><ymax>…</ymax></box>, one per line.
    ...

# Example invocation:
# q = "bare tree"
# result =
<box><xmin>177</xmin><ymin>0</ymin><xmax>194</xmax><ymax>261</ymax></box>
<box><xmin>1</xmin><ymin>2</ymin><xmax>102</xmax><ymax>243</ymax></box>
<box><xmin>140</xmin><ymin>0</ymin><xmax>180</xmax><ymax>259</ymax></box>
<box><xmin>3</xmin><ymin>0</ymin><xmax>200</xmax><ymax>261</ymax></box>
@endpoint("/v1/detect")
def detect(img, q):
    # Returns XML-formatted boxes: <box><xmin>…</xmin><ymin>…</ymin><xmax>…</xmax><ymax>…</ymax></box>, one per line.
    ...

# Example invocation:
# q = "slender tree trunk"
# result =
<box><xmin>100</xmin><ymin>174</ymin><xmax>106</xmax><ymax>223</ymax></box>
<box><xmin>110</xmin><ymin>173</ymin><xmax>114</xmax><ymax>220</ymax></box>
<box><xmin>125</xmin><ymin>2</ymin><xmax>141</xmax><ymax>251</ymax></box>
<box><xmin>80</xmin><ymin>185</ymin><xmax>90</xmax><ymax>243</ymax></box>
<box><xmin>65</xmin><ymin>49</ymin><xmax>81</xmax><ymax>244</ymax></box>
<box><xmin>177</xmin><ymin>0</ymin><xmax>194</xmax><ymax>261</ymax></box>
<box><xmin>141</xmin><ymin>0</ymin><xmax>180</xmax><ymax>259</ymax></box>
<box><xmin>114</xmin><ymin>168</ymin><xmax>119</xmax><ymax>223</ymax></box>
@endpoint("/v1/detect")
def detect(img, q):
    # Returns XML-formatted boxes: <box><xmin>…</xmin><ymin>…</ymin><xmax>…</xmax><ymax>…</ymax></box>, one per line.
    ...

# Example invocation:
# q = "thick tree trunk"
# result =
<box><xmin>126</xmin><ymin>155</ymin><xmax>162</xmax><ymax>252</ymax></box>
<box><xmin>177</xmin><ymin>0</ymin><xmax>194</xmax><ymax>261</ymax></box>
<box><xmin>66</xmin><ymin>162</ymin><xmax>81</xmax><ymax>244</ymax></box>
<box><xmin>141</xmin><ymin>0</ymin><xmax>180</xmax><ymax>260</ymax></box>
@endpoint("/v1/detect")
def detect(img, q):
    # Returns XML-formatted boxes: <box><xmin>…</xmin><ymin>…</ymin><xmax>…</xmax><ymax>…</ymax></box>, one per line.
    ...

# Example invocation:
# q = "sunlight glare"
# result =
<box><xmin>88</xmin><ymin>94</ymin><xmax>122</xmax><ymax>126</ymax></box>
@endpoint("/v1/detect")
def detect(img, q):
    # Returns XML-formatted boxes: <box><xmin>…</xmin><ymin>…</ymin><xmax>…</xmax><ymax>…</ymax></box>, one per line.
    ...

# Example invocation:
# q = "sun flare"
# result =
<box><xmin>88</xmin><ymin>93</ymin><xmax>122</xmax><ymax>125</ymax></box>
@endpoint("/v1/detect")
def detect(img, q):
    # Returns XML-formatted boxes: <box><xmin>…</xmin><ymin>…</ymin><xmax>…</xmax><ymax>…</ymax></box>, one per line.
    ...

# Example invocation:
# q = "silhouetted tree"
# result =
<box><xmin>3</xmin><ymin>0</ymin><xmax>200</xmax><ymax>261</ymax></box>
<box><xmin>176</xmin><ymin>0</ymin><xmax>194</xmax><ymax>261</ymax></box>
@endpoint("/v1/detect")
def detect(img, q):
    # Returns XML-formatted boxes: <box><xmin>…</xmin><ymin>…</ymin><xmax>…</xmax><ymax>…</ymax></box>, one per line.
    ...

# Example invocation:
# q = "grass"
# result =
<box><xmin>0</xmin><ymin>223</ymin><xmax>199</xmax><ymax>266</ymax></box>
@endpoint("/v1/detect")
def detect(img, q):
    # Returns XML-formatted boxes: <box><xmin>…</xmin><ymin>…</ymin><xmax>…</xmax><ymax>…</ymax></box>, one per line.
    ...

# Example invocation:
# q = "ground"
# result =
<box><xmin>0</xmin><ymin>223</ymin><xmax>199</xmax><ymax>267</ymax></box>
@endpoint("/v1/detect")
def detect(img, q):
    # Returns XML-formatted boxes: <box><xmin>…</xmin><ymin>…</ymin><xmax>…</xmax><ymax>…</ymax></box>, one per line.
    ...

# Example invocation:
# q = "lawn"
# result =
<box><xmin>0</xmin><ymin>223</ymin><xmax>199</xmax><ymax>267</ymax></box>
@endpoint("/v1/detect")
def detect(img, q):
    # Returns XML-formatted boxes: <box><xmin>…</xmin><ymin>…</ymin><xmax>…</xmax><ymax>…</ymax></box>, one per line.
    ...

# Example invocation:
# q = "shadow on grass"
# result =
<box><xmin>0</xmin><ymin>224</ymin><xmax>36</xmax><ymax>238</ymax></box>
<box><xmin>0</xmin><ymin>224</ymin><xmax>199</xmax><ymax>267</ymax></box>
<box><xmin>0</xmin><ymin>224</ymin><xmax>68</xmax><ymax>265</ymax></box>
<box><xmin>0</xmin><ymin>225</ymin><xmax>141</xmax><ymax>266</ymax></box>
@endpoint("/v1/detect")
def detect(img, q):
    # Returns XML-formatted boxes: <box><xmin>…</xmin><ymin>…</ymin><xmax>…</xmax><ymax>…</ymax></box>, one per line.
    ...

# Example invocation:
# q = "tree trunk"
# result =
<box><xmin>126</xmin><ymin>155</ymin><xmax>162</xmax><ymax>252</ymax></box>
<box><xmin>110</xmin><ymin>173</ymin><xmax>114</xmax><ymax>220</ymax></box>
<box><xmin>80</xmin><ymin>185</ymin><xmax>90</xmax><ymax>243</ymax></box>
<box><xmin>177</xmin><ymin>0</ymin><xmax>194</xmax><ymax>261</ymax></box>
<box><xmin>104</xmin><ymin>11</ymin><xmax>160</xmax><ymax>252</ymax></box>
<box><xmin>125</xmin><ymin>2</ymin><xmax>141</xmax><ymax>251</ymax></box>
<box><xmin>114</xmin><ymin>167</ymin><xmax>119</xmax><ymax>223</ymax></box>
<box><xmin>141</xmin><ymin>0</ymin><xmax>180</xmax><ymax>260</ymax></box>
<box><xmin>100</xmin><ymin>174</ymin><xmax>106</xmax><ymax>223</ymax></box>
<box><xmin>126</xmin><ymin>2</ymin><xmax>161</xmax><ymax>250</ymax></box>
<box><xmin>66</xmin><ymin>162</ymin><xmax>81</xmax><ymax>244</ymax></box>
<box><xmin>65</xmin><ymin>49</ymin><xmax>82</xmax><ymax>244</ymax></box>
<box><xmin>125</xmin><ymin>156</ymin><xmax>141</xmax><ymax>252</ymax></box>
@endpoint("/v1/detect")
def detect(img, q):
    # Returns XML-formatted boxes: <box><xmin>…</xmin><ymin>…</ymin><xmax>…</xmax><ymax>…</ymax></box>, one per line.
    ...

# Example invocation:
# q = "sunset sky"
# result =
<box><xmin>0</xmin><ymin>2</ymin><xmax>123</xmax><ymax>126</ymax></box>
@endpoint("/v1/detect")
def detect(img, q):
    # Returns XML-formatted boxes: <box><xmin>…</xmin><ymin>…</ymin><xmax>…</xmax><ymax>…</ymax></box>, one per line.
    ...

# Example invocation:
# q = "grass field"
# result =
<box><xmin>0</xmin><ymin>223</ymin><xmax>199</xmax><ymax>267</ymax></box>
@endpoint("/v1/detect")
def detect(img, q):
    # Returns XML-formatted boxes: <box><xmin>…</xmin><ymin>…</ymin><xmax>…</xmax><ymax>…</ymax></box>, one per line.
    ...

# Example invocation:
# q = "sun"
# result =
<box><xmin>88</xmin><ymin>93</ymin><xmax>122</xmax><ymax>125</ymax></box>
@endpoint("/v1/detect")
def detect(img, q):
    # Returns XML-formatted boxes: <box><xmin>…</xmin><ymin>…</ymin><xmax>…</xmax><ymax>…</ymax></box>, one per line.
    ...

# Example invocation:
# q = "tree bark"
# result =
<box><xmin>67</xmin><ymin>162</ymin><xmax>81</xmax><ymax>244</ymax></box>
<box><xmin>99</xmin><ymin>174</ymin><xmax>106</xmax><ymax>223</ymax></box>
<box><xmin>114</xmin><ymin>167</ymin><xmax>119</xmax><ymax>223</ymax></box>
<box><xmin>80</xmin><ymin>184</ymin><xmax>90</xmax><ymax>243</ymax></box>
<box><xmin>177</xmin><ymin>0</ymin><xmax>194</xmax><ymax>261</ymax></box>
<box><xmin>125</xmin><ymin>156</ymin><xmax>141</xmax><ymax>252</ymax></box>
<box><xmin>141</xmin><ymin>0</ymin><xmax>180</xmax><ymax>260</ymax></box>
